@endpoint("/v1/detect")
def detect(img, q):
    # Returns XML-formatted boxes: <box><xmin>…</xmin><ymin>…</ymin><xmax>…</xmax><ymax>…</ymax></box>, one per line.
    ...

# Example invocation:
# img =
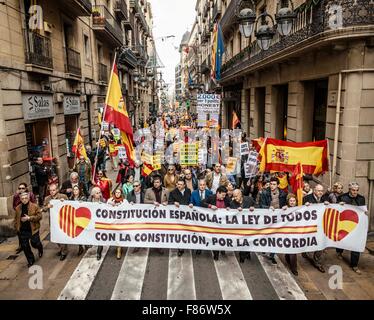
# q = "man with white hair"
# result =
<box><xmin>336</xmin><ymin>182</ymin><xmax>366</xmax><ymax>274</ymax></box>
<box><xmin>60</xmin><ymin>171</ymin><xmax>84</xmax><ymax>198</ymax></box>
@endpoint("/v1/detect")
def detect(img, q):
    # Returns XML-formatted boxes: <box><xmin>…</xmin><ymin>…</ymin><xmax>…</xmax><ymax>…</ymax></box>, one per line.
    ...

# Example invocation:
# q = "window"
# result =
<box><xmin>84</xmin><ymin>35</ymin><xmax>91</xmax><ymax>62</ymax></box>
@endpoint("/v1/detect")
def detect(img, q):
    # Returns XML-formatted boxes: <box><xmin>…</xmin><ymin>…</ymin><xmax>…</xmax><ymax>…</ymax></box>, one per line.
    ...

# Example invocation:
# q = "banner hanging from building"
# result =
<box><xmin>50</xmin><ymin>201</ymin><xmax>368</xmax><ymax>254</ymax></box>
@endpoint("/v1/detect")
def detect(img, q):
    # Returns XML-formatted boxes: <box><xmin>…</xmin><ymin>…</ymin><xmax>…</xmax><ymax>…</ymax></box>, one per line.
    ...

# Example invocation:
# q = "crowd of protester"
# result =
<box><xmin>12</xmin><ymin>114</ymin><xmax>367</xmax><ymax>276</ymax></box>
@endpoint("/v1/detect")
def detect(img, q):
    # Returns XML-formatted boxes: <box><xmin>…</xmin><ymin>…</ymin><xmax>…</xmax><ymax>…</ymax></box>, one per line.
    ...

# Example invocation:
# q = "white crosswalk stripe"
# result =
<box><xmin>58</xmin><ymin>246</ymin><xmax>109</xmax><ymax>300</ymax></box>
<box><xmin>256</xmin><ymin>253</ymin><xmax>307</xmax><ymax>300</ymax></box>
<box><xmin>213</xmin><ymin>252</ymin><xmax>253</xmax><ymax>300</ymax></box>
<box><xmin>167</xmin><ymin>249</ymin><xmax>196</xmax><ymax>300</ymax></box>
<box><xmin>111</xmin><ymin>248</ymin><xmax>149</xmax><ymax>300</ymax></box>
<box><xmin>59</xmin><ymin>248</ymin><xmax>308</xmax><ymax>300</ymax></box>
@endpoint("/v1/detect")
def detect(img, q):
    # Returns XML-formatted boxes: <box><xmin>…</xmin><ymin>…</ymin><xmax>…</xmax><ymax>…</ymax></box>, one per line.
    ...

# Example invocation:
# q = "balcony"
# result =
<box><xmin>24</xmin><ymin>30</ymin><xmax>53</xmax><ymax>72</ymax></box>
<box><xmin>220</xmin><ymin>0</ymin><xmax>239</xmax><ymax>35</ymax></box>
<box><xmin>212</xmin><ymin>0</ymin><xmax>222</xmax><ymax>22</ymax></box>
<box><xmin>130</xmin><ymin>0</ymin><xmax>149</xmax><ymax>35</ymax></box>
<box><xmin>58</xmin><ymin>0</ymin><xmax>92</xmax><ymax>16</ymax></box>
<box><xmin>98</xmin><ymin>63</ymin><xmax>108</xmax><ymax>83</ymax></box>
<box><xmin>65</xmin><ymin>48</ymin><xmax>82</xmax><ymax>78</ymax></box>
<box><xmin>118</xmin><ymin>47</ymin><xmax>137</xmax><ymax>69</ymax></box>
<box><xmin>220</xmin><ymin>0</ymin><xmax>374</xmax><ymax>81</ymax></box>
<box><xmin>201</xmin><ymin>54</ymin><xmax>211</xmax><ymax>74</ymax></box>
<box><xmin>124</xmin><ymin>11</ymin><xmax>134</xmax><ymax>30</ymax></box>
<box><xmin>114</xmin><ymin>0</ymin><xmax>128</xmax><ymax>21</ymax></box>
<box><xmin>92</xmin><ymin>5</ymin><xmax>123</xmax><ymax>47</ymax></box>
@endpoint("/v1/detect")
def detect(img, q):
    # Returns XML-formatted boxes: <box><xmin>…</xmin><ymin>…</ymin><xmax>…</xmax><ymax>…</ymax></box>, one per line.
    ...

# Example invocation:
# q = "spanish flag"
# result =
<box><xmin>103</xmin><ymin>62</ymin><xmax>135</xmax><ymax>165</ymax></box>
<box><xmin>259</xmin><ymin>138</ymin><xmax>328</xmax><ymax>176</ymax></box>
<box><xmin>290</xmin><ymin>162</ymin><xmax>304</xmax><ymax>205</ymax></box>
<box><xmin>72</xmin><ymin>128</ymin><xmax>87</xmax><ymax>160</ymax></box>
<box><xmin>251</xmin><ymin>137</ymin><xmax>265</xmax><ymax>152</ymax></box>
<box><xmin>142</xmin><ymin>162</ymin><xmax>154</xmax><ymax>177</ymax></box>
<box><xmin>232</xmin><ymin>110</ymin><xmax>240</xmax><ymax>129</ymax></box>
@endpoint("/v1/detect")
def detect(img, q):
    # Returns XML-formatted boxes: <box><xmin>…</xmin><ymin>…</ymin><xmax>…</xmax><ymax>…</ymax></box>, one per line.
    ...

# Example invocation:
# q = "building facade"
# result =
<box><xmin>186</xmin><ymin>0</ymin><xmax>374</xmax><ymax>231</ymax></box>
<box><xmin>0</xmin><ymin>0</ymin><xmax>155</xmax><ymax>233</ymax></box>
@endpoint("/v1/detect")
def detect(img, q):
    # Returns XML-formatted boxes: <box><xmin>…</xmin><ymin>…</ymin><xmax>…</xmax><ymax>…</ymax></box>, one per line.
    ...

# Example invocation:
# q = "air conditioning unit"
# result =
<box><xmin>44</xmin><ymin>21</ymin><xmax>53</xmax><ymax>33</ymax></box>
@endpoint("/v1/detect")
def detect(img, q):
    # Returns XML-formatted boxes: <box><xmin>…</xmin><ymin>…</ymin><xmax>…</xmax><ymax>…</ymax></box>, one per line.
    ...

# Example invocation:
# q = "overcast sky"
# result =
<box><xmin>149</xmin><ymin>0</ymin><xmax>196</xmax><ymax>91</ymax></box>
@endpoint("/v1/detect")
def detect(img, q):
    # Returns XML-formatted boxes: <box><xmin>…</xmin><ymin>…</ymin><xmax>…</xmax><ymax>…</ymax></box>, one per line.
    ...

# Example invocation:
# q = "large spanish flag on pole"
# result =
<box><xmin>259</xmin><ymin>138</ymin><xmax>328</xmax><ymax>176</ymax></box>
<box><xmin>103</xmin><ymin>62</ymin><xmax>135</xmax><ymax>165</ymax></box>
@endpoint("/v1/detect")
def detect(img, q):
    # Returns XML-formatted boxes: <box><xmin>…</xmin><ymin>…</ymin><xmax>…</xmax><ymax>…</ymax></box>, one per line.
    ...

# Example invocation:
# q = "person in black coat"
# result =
<box><xmin>336</xmin><ymin>182</ymin><xmax>366</xmax><ymax>274</ymax></box>
<box><xmin>230</xmin><ymin>189</ymin><xmax>256</xmax><ymax>263</ymax></box>
<box><xmin>168</xmin><ymin>179</ymin><xmax>192</xmax><ymax>257</ymax></box>
<box><xmin>127</xmin><ymin>181</ymin><xmax>145</xmax><ymax>204</ymax></box>
<box><xmin>259</xmin><ymin>177</ymin><xmax>287</xmax><ymax>209</ymax></box>
<box><xmin>33</xmin><ymin>157</ymin><xmax>49</xmax><ymax>206</ymax></box>
<box><xmin>201</xmin><ymin>186</ymin><xmax>231</xmax><ymax>260</ymax></box>
<box><xmin>302</xmin><ymin>184</ymin><xmax>329</xmax><ymax>273</ymax></box>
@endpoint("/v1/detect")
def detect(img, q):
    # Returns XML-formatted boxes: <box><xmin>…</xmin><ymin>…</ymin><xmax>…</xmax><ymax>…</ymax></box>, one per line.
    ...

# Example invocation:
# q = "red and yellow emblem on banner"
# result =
<box><xmin>323</xmin><ymin>208</ymin><xmax>359</xmax><ymax>241</ymax></box>
<box><xmin>58</xmin><ymin>205</ymin><xmax>91</xmax><ymax>238</ymax></box>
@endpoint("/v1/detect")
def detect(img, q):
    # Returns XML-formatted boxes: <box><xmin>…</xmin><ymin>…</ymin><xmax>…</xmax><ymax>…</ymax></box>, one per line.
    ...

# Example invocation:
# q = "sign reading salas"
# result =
<box><xmin>50</xmin><ymin>201</ymin><xmax>368</xmax><ymax>254</ymax></box>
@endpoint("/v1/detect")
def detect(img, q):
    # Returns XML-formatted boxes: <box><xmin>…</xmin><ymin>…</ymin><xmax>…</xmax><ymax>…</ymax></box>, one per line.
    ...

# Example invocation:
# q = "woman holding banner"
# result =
<box><xmin>108</xmin><ymin>189</ymin><xmax>128</xmax><ymax>259</ymax></box>
<box><xmin>283</xmin><ymin>194</ymin><xmax>299</xmax><ymax>276</ymax></box>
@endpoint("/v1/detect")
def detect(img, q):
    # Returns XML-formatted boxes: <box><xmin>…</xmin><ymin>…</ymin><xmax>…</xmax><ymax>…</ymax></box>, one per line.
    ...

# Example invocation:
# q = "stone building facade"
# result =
<box><xmin>0</xmin><ymin>0</ymin><xmax>155</xmax><ymax>233</ymax></box>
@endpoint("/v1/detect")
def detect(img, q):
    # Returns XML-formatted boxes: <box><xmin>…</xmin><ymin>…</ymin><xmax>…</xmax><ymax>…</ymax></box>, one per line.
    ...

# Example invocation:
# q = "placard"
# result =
<box><xmin>179</xmin><ymin>143</ymin><xmax>198</xmax><ymax>165</ymax></box>
<box><xmin>197</xmin><ymin>94</ymin><xmax>220</xmax><ymax>114</ymax></box>
<box><xmin>117</xmin><ymin>147</ymin><xmax>127</xmax><ymax>160</ymax></box>
<box><xmin>226</xmin><ymin>157</ymin><xmax>238</xmax><ymax>174</ymax></box>
<box><xmin>241</xmin><ymin>142</ymin><xmax>250</xmax><ymax>156</ymax></box>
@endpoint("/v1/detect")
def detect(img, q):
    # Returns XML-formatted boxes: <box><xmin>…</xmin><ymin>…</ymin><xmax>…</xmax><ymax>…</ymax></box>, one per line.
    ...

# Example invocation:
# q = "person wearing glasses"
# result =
<box><xmin>13</xmin><ymin>183</ymin><xmax>37</xmax><ymax>254</ymax></box>
<box><xmin>164</xmin><ymin>165</ymin><xmax>179</xmax><ymax>192</ymax></box>
<box><xmin>230</xmin><ymin>189</ymin><xmax>256</xmax><ymax>263</ymax></box>
<box><xmin>127</xmin><ymin>181</ymin><xmax>145</xmax><ymax>204</ymax></box>
<box><xmin>336</xmin><ymin>182</ymin><xmax>367</xmax><ymax>274</ymax></box>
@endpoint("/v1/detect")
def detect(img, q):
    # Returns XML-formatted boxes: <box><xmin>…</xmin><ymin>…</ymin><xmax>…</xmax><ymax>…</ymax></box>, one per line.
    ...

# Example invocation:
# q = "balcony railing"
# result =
<box><xmin>98</xmin><ymin>63</ymin><xmax>108</xmax><ymax>83</ymax></box>
<box><xmin>114</xmin><ymin>0</ymin><xmax>128</xmax><ymax>21</ymax></box>
<box><xmin>221</xmin><ymin>0</ymin><xmax>374</xmax><ymax>80</ymax></box>
<box><xmin>92</xmin><ymin>5</ymin><xmax>123</xmax><ymax>45</ymax></box>
<box><xmin>212</xmin><ymin>0</ymin><xmax>222</xmax><ymax>22</ymax></box>
<box><xmin>130</xmin><ymin>0</ymin><xmax>149</xmax><ymax>35</ymax></box>
<box><xmin>220</xmin><ymin>0</ymin><xmax>239</xmax><ymax>35</ymax></box>
<box><xmin>65</xmin><ymin>48</ymin><xmax>81</xmax><ymax>76</ymax></box>
<box><xmin>25</xmin><ymin>30</ymin><xmax>53</xmax><ymax>69</ymax></box>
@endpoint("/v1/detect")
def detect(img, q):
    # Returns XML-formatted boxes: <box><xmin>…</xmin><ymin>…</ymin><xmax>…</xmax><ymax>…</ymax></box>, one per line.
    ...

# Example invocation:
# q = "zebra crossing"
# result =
<box><xmin>58</xmin><ymin>246</ymin><xmax>307</xmax><ymax>300</ymax></box>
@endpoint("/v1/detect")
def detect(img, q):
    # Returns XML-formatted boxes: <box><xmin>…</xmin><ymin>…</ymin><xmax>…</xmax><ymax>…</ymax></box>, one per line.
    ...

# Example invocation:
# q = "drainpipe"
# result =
<box><xmin>331</xmin><ymin>72</ymin><xmax>342</xmax><ymax>180</ymax></box>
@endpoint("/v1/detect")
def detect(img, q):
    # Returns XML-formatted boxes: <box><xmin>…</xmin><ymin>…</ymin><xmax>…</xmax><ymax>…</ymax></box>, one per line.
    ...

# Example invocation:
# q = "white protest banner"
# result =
<box><xmin>50</xmin><ymin>201</ymin><xmax>368</xmax><ymax>254</ymax></box>
<box><xmin>117</xmin><ymin>146</ymin><xmax>127</xmax><ymax>160</ymax></box>
<box><xmin>197</xmin><ymin>94</ymin><xmax>220</xmax><ymax>114</ymax></box>
<box><xmin>241</xmin><ymin>142</ymin><xmax>250</xmax><ymax>156</ymax></box>
<box><xmin>245</xmin><ymin>151</ymin><xmax>259</xmax><ymax>178</ymax></box>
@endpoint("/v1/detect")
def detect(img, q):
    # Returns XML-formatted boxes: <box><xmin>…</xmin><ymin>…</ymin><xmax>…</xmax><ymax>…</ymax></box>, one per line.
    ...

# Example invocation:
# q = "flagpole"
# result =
<box><xmin>92</xmin><ymin>51</ymin><xmax>118</xmax><ymax>182</ymax></box>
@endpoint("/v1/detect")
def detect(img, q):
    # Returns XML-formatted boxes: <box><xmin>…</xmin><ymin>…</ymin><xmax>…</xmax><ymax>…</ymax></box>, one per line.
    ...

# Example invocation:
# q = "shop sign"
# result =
<box><xmin>22</xmin><ymin>93</ymin><xmax>54</xmax><ymax>120</ymax></box>
<box><xmin>63</xmin><ymin>95</ymin><xmax>81</xmax><ymax>115</ymax></box>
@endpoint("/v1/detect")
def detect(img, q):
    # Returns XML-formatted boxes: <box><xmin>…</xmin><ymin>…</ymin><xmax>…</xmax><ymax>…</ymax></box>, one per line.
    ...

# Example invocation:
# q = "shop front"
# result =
<box><xmin>22</xmin><ymin>92</ymin><xmax>56</xmax><ymax>194</ymax></box>
<box><xmin>63</xmin><ymin>95</ymin><xmax>81</xmax><ymax>169</ymax></box>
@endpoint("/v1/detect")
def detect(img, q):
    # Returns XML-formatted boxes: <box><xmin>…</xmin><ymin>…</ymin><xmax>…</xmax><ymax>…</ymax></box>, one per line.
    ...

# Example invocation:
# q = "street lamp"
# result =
<box><xmin>236</xmin><ymin>0</ymin><xmax>256</xmax><ymax>38</ymax></box>
<box><xmin>146</xmin><ymin>69</ymin><xmax>154</xmax><ymax>82</ymax></box>
<box><xmin>236</xmin><ymin>0</ymin><xmax>296</xmax><ymax>51</ymax></box>
<box><xmin>275</xmin><ymin>1</ymin><xmax>297</xmax><ymax>36</ymax></box>
<box><xmin>255</xmin><ymin>13</ymin><xmax>276</xmax><ymax>51</ymax></box>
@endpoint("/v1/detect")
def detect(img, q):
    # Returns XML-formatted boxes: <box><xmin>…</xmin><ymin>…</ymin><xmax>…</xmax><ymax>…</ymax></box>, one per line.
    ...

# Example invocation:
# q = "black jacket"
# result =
<box><xmin>303</xmin><ymin>193</ymin><xmax>329</xmax><ymax>205</ymax></box>
<box><xmin>127</xmin><ymin>190</ymin><xmax>145</xmax><ymax>204</ymax></box>
<box><xmin>230</xmin><ymin>196</ymin><xmax>256</xmax><ymax>209</ymax></box>
<box><xmin>60</xmin><ymin>180</ymin><xmax>84</xmax><ymax>198</ymax></box>
<box><xmin>168</xmin><ymin>188</ymin><xmax>192</xmax><ymax>205</ymax></box>
<box><xmin>259</xmin><ymin>188</ymin><xmax>287</xmax><ymax>208</ymax></box>
<box><xmin>201</xmin><ymin>195</ymin><xmax>231</xmax><ymax>208</ymax></box>
<box><xmin>337</xmin><ymin>193</ymin><xmax>365</xmax><ymax>206</ymax></box>
<box><xmin>34</xmin><ymin>163</ymin><xmax>49</xmax><ymax>185</ymax></box>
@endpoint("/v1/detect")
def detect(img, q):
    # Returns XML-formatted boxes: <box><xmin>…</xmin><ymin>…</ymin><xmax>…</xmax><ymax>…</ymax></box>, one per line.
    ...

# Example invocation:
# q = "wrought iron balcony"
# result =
<box><xmin>24</xmin><ymin>30</ymin><xmax>53</xmax><ymax>70</ymax></box>
<box><xmin>118</xmin><ymin>47</ymin><xmax>137</xmax><ymax>69</ymax></box>
<box><xmin>59</xmin><ymin>0</ymin><xmax>92</xmax><ymax>16</ymax></box>
<box><xmin>220</xmin><ymin>0</ymin><xmax>374</xmax><ymax>81</ymax></box>
<box><xmin>92</xmin><ymin>5</ymin><xmax>123</xmax><ymax>46</ymax></box>
<box><xmin>124</xmin><ymin>11</ymin><xmax>135</xmax><ymax>30</ymax></box>
<box><xmin>98</xmin><ymin>63</ymin><xmax>108</xmax><ymax>83</ymax></box>
<box><xmin>65</xmin><ymin>47</ymin><xmax>82</xmax><ymax>77</ymax></box>
<box><xmin>201</xmin><ymin>54</ymin><xmax>211</xmax><ymax>74</ymax></box>
<box><xmin>114</xmin><ymin>0</ymin><xmax>128</xmax><ymax>21</ymax></box>
<box><xmin>212</xmin><ymin>0</ymin><xmax>222</xmax><ymax>22</ymax></box>
<box><xmin>220</xmin><ymin>0</ymin><xmax>239</xmax><ymax>35</ymax></box>
<box><xmin>130</xmin><ymin>0</ymin><xmax>149</xmax><ymax>35</ymax></box>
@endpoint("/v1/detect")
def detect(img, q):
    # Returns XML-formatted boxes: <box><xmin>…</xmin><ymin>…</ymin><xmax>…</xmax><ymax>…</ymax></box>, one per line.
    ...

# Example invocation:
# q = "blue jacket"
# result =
<box><xmin>190</xmin><ymin>189</ymin><xmax>213</xmax><ymax>207</ymax></box>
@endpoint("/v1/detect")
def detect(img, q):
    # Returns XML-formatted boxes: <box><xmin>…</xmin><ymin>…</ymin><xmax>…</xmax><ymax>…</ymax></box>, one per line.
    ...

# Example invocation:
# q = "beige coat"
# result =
<box><xmin>144</xmin><ymin>187</ymin><xmax>169</xmax><ymax>204</ymax></box>
<box><xmin>14</xmin><ymin>202</ymin><xmax>42</xmax><ymax>235</ymax></box>
<box><xmin>205</xmin><ymin>172</ymin><xmax>229</xmax><ymax>190</ymax></box>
